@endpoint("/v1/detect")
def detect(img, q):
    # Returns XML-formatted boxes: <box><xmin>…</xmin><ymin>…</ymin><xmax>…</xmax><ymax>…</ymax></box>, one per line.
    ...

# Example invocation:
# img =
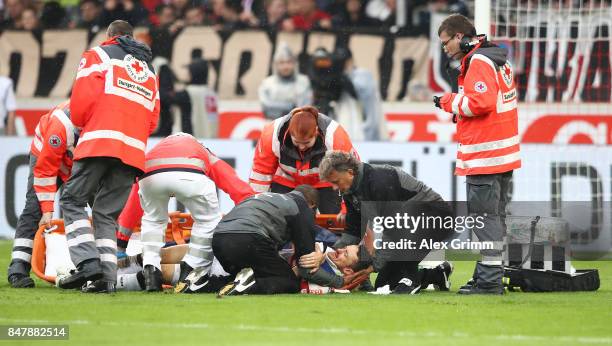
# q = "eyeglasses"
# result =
<box><xmin>441</xmin><ymin>36</ymin><xmax>455</xmax><ymax>49</ymax></box>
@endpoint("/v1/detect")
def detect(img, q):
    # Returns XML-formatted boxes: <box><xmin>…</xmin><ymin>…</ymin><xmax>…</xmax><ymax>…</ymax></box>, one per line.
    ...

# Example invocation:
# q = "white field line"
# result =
<box><xmin>0</xmin><ymin>318</ymin><xmax>610</xmax><ymax>344</ymax></box>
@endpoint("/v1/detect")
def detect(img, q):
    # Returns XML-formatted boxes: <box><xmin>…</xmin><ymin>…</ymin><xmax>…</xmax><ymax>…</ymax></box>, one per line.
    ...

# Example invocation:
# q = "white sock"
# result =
<box><xmin>117</xmin><ymin>273</ymin><xmax>144</xmax><ymax>291</ymax></box>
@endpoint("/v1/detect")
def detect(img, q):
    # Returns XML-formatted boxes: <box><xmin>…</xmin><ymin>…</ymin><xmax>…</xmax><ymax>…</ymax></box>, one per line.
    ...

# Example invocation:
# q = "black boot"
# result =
<box><xmin>459</xmin><ymin>262</ymin><xmax>479</xmax><ymax>290</ymax></box>
<box><xmin>173</xmin><ymin>262</ymin><xmax>194</xmax><ymax>293</ymax></box>
<box><xmin>57</xmin><ymin>258</ymin><xmax>103</xmax><ymax>289</ymax></box>
<box><xmin>458</xmin><ymin>263</ymin><xmax>504</xmax><ymax>295</ymax></box>
<box><xmin>143</xmin><ymin>265</ymin><xmax>163</xmax><ymax>292</ymax></box>
<box><xmin>391</xmin><ymin>278</ymin><xmax>421</xmax><ymax>295</ymax></box>
<box><xmin>8</xmin><ymin>261</ymin><xmax>35</xmax><ymax>288</ymax></box>
<box><xmin>177</xmin><ymin>261</ymin><xmax>193</xmax><ymax>283</ymax></box>
<box><xmin>82</xmin><ymin>280</ymin><xmax>116</xmax><ymax>294</ymax></box>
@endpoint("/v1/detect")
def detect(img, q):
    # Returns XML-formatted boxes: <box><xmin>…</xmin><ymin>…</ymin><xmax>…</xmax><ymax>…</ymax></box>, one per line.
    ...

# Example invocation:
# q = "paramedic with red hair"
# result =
<box><xmin>249</xmin><ymin>106</ymin><xmax>357</xmax><ymax>213</ymax></box>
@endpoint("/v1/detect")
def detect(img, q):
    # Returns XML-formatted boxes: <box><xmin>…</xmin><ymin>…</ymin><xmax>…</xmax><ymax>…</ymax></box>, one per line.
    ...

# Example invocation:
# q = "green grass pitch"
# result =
<box><xmin>0</xmin><ymin>240</ymin><xmax>610</xmax><ymax>346</ymax></box>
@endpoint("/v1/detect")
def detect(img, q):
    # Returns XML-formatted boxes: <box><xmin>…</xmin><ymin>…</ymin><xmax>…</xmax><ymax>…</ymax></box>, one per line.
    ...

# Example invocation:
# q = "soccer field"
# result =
<box><xmin>0</xmin><ymin>240</ymin><xmax>610</xmax><ymax>346</ymax></box>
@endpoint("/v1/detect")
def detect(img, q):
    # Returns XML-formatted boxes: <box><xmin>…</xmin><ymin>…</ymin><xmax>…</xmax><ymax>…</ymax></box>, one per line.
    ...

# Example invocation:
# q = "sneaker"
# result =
<box><xmin>8</xmin><ymin>261</ymin><xmax>35</xmax><ymax>288</ymax></box>
<box><xmin>432</xmin><ymin>261</ymin><xmax>453</xmax><ymax>291</ymax></box>
<box><xmin>457</xmin><ymin>285</ymin><xmax>504</xmax><ymax>295</ymax></box>
<box><xmin>217</xmin><ymin>268</ymin><xmax>256</xmax><ymax>298</ymax></box>
<box><xmin>81</xmin><ymin>280</ymin><xmax>116</xmax><ymax>294</ymax></box>
<box><xmin>176</xmin><ymin>267</ymin><xmax>210</xmax><ymax>293</ymax></box>
<box><xmin>143</xmin><ymin>265</ymin><xmax>163</xmax><ymax>292</ymax></box>
<box><xmin>460</xmin><ymin>278</ymin><xmax>476</xmax><ymax>290</ymax></box>
<box><xmin>57</xmin><ymin>259</ymin><xmax>103</xmax><ymax>289</ymax></box>
<box><xmin>8</xmin><ymin>273</ymin><xmax>35</xmax><ymax>288</ymax></box>
<box><xmin>173</xmin><ymin>262</ymin><xmax>195</xmax><ymax>293</ymax></box>
<box><xmin>391</xmin><ymin>278</ymin><xmax>421</xmax><ymax>295</ymax></box>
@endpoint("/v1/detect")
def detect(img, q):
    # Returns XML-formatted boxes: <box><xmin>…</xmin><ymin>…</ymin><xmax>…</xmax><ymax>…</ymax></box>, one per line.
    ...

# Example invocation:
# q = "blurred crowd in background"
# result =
<box><xmin>0</xmin><ymin>0</ymin><xmax>471</xmax><ymax>138</ymax></box>
<box><xmin>0</xmin><ymin>0</ymin><xmax>469</xmax><ymax>37</ymax></box>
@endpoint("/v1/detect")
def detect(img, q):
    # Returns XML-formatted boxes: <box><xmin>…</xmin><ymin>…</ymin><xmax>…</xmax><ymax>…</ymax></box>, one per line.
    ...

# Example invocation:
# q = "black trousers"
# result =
<box><xmin>375</xmin><ymin>201</ymin><xmax>454</xmax><ymax>289</ymax></box>
<box><xmin>270</xmin><ymin>182</ymin><xmax>341</xmax><ymax>214</ymax></box>
<box><xmin>212</xmin><ymin>232</ymin><xmax>300</xmax><ymax>294</ymax></box>
<box><xmin>8</xmin><ymin>155</ymin><xmax>63</xmax><ymax>277</ymax></box>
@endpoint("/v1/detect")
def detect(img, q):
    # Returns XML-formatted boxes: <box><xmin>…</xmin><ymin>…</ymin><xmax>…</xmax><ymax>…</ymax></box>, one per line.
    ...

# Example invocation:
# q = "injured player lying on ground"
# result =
<box><xmin>47</xmin><ymin>231</ymin><xmax>452</xmax><ymax>294</ymax></box>
<box><xmin>191</xmin><ymin>242</ymin><xmax>453</xmax><ymax>296</ymax></box>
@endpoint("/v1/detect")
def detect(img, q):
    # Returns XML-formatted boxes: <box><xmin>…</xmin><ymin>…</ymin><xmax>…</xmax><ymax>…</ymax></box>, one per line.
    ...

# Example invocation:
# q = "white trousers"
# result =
<box><xmin>138</xmin><ymin>171</ymin><xmax>222</xmax><ymax>272</ymax></box>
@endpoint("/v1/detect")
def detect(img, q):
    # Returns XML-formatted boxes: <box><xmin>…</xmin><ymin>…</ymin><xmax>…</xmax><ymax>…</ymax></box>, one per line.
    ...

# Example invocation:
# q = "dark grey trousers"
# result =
<box><xmin>8</xmin><ymin>155</ymin><xmax>62</xmax><ymax>277</ymax></box>
<box><xmin>60</xmin><ymin>157</ymin><xmax>137</xmax><ymax>282</ymax></box>
<box><xmin>466</xmin><ymin>171</ymin><xmax>513</xmax><ymax>263</ymax></box>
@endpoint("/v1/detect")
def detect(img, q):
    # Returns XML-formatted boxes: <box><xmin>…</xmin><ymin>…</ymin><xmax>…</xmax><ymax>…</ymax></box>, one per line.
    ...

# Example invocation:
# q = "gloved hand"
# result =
<box><xmin>434</xmin><ymin>94</ymin><xmax>453</xmax><ymax>113</ymax></box>
<box><xmin>433</xmin><ymin>96</ymin><xmax>441</xmax><ymax>109</ymax></box>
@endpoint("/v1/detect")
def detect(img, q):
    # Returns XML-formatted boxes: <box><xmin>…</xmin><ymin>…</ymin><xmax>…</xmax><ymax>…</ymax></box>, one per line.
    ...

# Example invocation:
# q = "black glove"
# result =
<box><xmin>433</xmin><ymin>96</ymin><xmax>441</xmax><ymax>109</ymax></box>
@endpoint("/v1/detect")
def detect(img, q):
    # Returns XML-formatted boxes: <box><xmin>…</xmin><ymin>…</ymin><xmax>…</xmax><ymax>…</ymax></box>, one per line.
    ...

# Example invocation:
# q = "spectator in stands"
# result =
<box><xmin>211</xmin><ymin>0</ymin><xmax>247</xmax><ymax>31</ymax></box>
<box><xmin>76</xmin><ymin>0</ymin><xmax>103</xmax><ymax>35</ymax></box>
<box><xmin>100</xmin><ymin>0</ymin><xmax>150</xmax><ymax>27</ymax></box>
<box><xmin>140</xmin><ymin>0</ymin><xmax>164</xmax><ymax>25</ymax></box>
<box><xmin>258</xmin><ymin>42</ymin><xmax>312</xmax><ymax>119</ymax></box>
<box><xmin>336</xmin><ymin>47</ymin><xmax>386</xmax><ymax>141</ymax></box>
<box><xmin>259</xmin><ymin>0</ymin><xmax>288</xmax><ymax>31</ymax></box>
<box><xmin>150</xmin><ymin>57</ymin><xmax>175</xmax><ymax>136</ymax></box>
<box><xmin>149</xmin><ymin>5</ymin><xmax>180</xmax><ymax>59</ymax></box>
<box><xmin>238</xmin><ymin>3</ymin><xmax>261</xmax><ymax>28</ymax></box>
<box><xmin>365</xmin><ymin>0</ymin><xmax>426</xmax><ymax>33</ymax></box>
<box><xmin>281</xmin><ymin>0</ymin><xmax>331</xmax><ymax>31</ymax></box>
<box><xmin>19</xmin><ymin>6</ymin><xmax>41</xmax><ymax>32</ymax></box>
<box><xmin>1</xmin><ymin>0</ymin><xmax>28</xmax><ymax>30</ymax></box>
<box><xmin>0</xmin><ymin>75</ymin><xmax>17</xmax><ymax>136</ymax></box>
<box><xmin>173</xmin><ymin>58</ymin><xmax>219</xmax><ymax>138</ymax></box>
<box><xmin>332</xmin><ymin>0</ymin><xmax>379</xmax><ymax>30</ymax></box>
<box><xmin>416</xmin><ymin>0</ymin><xmax>469</xmax><ymax>36</ymax></box>
<box><xmin>40</xmin><ymin>1</ymin><xmax>67</xmax><ymax>29</ymax></box>
<box><xmin>171</xmin><ymin>0</ymin><xmax>189</xmax><ymax>19</ymax></box>
<box><xmin>157</xmin><ymin>4</ymin><xmax>177</xmax><ymax>27</ymax></box>
<box><xmin>184</xmin><ymin>5</ymin><xmax>206</xmax><ymax>26</ymax></box>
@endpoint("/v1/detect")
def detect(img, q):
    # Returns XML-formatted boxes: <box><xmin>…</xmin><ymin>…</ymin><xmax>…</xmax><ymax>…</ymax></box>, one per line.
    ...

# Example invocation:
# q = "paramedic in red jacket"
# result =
<box><xmin>57</xmin><ymin>20</ymin><xmax>160</xmax><ymax>293</ymax></box>
<box><xmin>435</xmin><ymin>14</ymin><xmax>521</xmax><ymax>295</ymax></box>
<box><xmin>115</xmin><ymin>133</ymin><xmax>255</xmax><ymax>292</ymax></box>
<box><xmin>249</xmin><ymin>106</ymin><xmax>357</xmax><ymax>213</ymax></box>
<box><xmin>7</xmin><ymin>101</ymin><xmax>76</xmax><ymax>288</ymax></box>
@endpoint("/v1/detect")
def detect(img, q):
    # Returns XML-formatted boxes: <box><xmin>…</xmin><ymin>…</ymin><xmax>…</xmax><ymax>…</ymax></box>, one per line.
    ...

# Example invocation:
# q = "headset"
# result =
<box><xmin>459</xmin><ymin>34</ymin><xmax>488</xmax><ymax>54</ymax></box>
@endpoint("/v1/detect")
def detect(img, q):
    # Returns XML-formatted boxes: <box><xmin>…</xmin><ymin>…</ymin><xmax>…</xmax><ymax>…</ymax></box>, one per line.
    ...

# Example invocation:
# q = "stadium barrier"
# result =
<box><xmin>2</xmin><ymin>137</ymin><xmax>612</xmax><ymax>238</ymax></box>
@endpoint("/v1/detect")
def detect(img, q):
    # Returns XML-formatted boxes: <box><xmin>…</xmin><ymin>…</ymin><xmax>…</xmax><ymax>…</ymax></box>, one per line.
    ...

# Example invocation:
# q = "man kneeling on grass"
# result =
<box><xmin>209</xmin><ymin>185</ymin><xmax>364</xmax><ymax>296</ymax></box>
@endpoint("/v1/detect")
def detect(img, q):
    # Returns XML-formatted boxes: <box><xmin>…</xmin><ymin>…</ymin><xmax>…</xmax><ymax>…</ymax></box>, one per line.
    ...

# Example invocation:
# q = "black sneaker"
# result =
<box><xmin>176</xmin><ymin>268</ymin><xmax>210</xmax><ymax>293</ymax></box>
<box><xmin>391</xmin><ymin>278</ymin><xmax>421</xmax><ymax>295</ymax></box>
<box><xmin>143</xmin><ymin>265</ymin><xmax>163</xmax><ymax>292</ymax></box>
<box><xmin>432</xmin><ymin>261</ymin><xmax>453</xmax><ymax>291</ymax></box>
<box><xmin>457</xmin><ymin>285</ymin><xmax>504</xmax><ymax>295</ymax></box>
<box><xmin>81</xmin><ymin>280</ymin><xmax>116</xmax><ymax>294</ymax></box>
<box><xmin>8</xmin><ymin>273</ymin><xmax>35</xmax><ymax>288</ymax></box>
<box><xmin>57</xmin><ymin>259</ymin><xmax>103</xmax><ymax>289</ymax></box>
<box><xmin>460</xmin><ymin>278</ymin><xmax>476</xmax><ymax>290</ymax></box>
<box><xmin>173</xmin><ymin>262</ymin><xmax>195</xmax><ymax>293</ymax></box>
<box><xmin>217</xmin><ymin>268</ymin><xmax>256</xmax><ymax>298</ymax></box>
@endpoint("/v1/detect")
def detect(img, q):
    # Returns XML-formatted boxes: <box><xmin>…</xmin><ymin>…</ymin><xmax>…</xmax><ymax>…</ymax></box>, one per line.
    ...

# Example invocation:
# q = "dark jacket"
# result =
<box><xmin>342</xmin><ymin>163</ymin><xmax>444</xmax><ymax>240</ymax></box>
<box><xmin>214</xmin><ymin>191</ymin><xmax>344</xmax><ymax>288</ymax></box>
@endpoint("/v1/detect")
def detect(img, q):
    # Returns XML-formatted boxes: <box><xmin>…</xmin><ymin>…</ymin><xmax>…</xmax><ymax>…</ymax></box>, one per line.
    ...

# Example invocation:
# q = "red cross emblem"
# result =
<box><xmin>49</xmin><ymin>135</ymin><xmax>62</xmax><ymax>147</ymax></box>
<box><xmin>503</xmin><ymin>65</ymin><xmax>511</xmax><ymax>78</ymax></box>
<box><xmin>131</xmin><ymin>61</ymin><xmax>143</xmax><ymax>73</ymax></box>
<box><xmin>474</xmin><ymin>81</ymin><xmax>487</xmax><ymax>93</ymax></box>
<box><xmin>501</xmin><ymin>63</ymin><xmax>513</xmax><ymax>87</ymax></box>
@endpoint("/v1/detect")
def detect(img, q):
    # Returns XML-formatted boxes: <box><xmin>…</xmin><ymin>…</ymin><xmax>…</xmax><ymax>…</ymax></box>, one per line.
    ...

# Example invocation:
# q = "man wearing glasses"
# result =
<box><xmin>434</xmin><ymin>14</ymin><xmax>521</xmax><ymax>295</ymax></box>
